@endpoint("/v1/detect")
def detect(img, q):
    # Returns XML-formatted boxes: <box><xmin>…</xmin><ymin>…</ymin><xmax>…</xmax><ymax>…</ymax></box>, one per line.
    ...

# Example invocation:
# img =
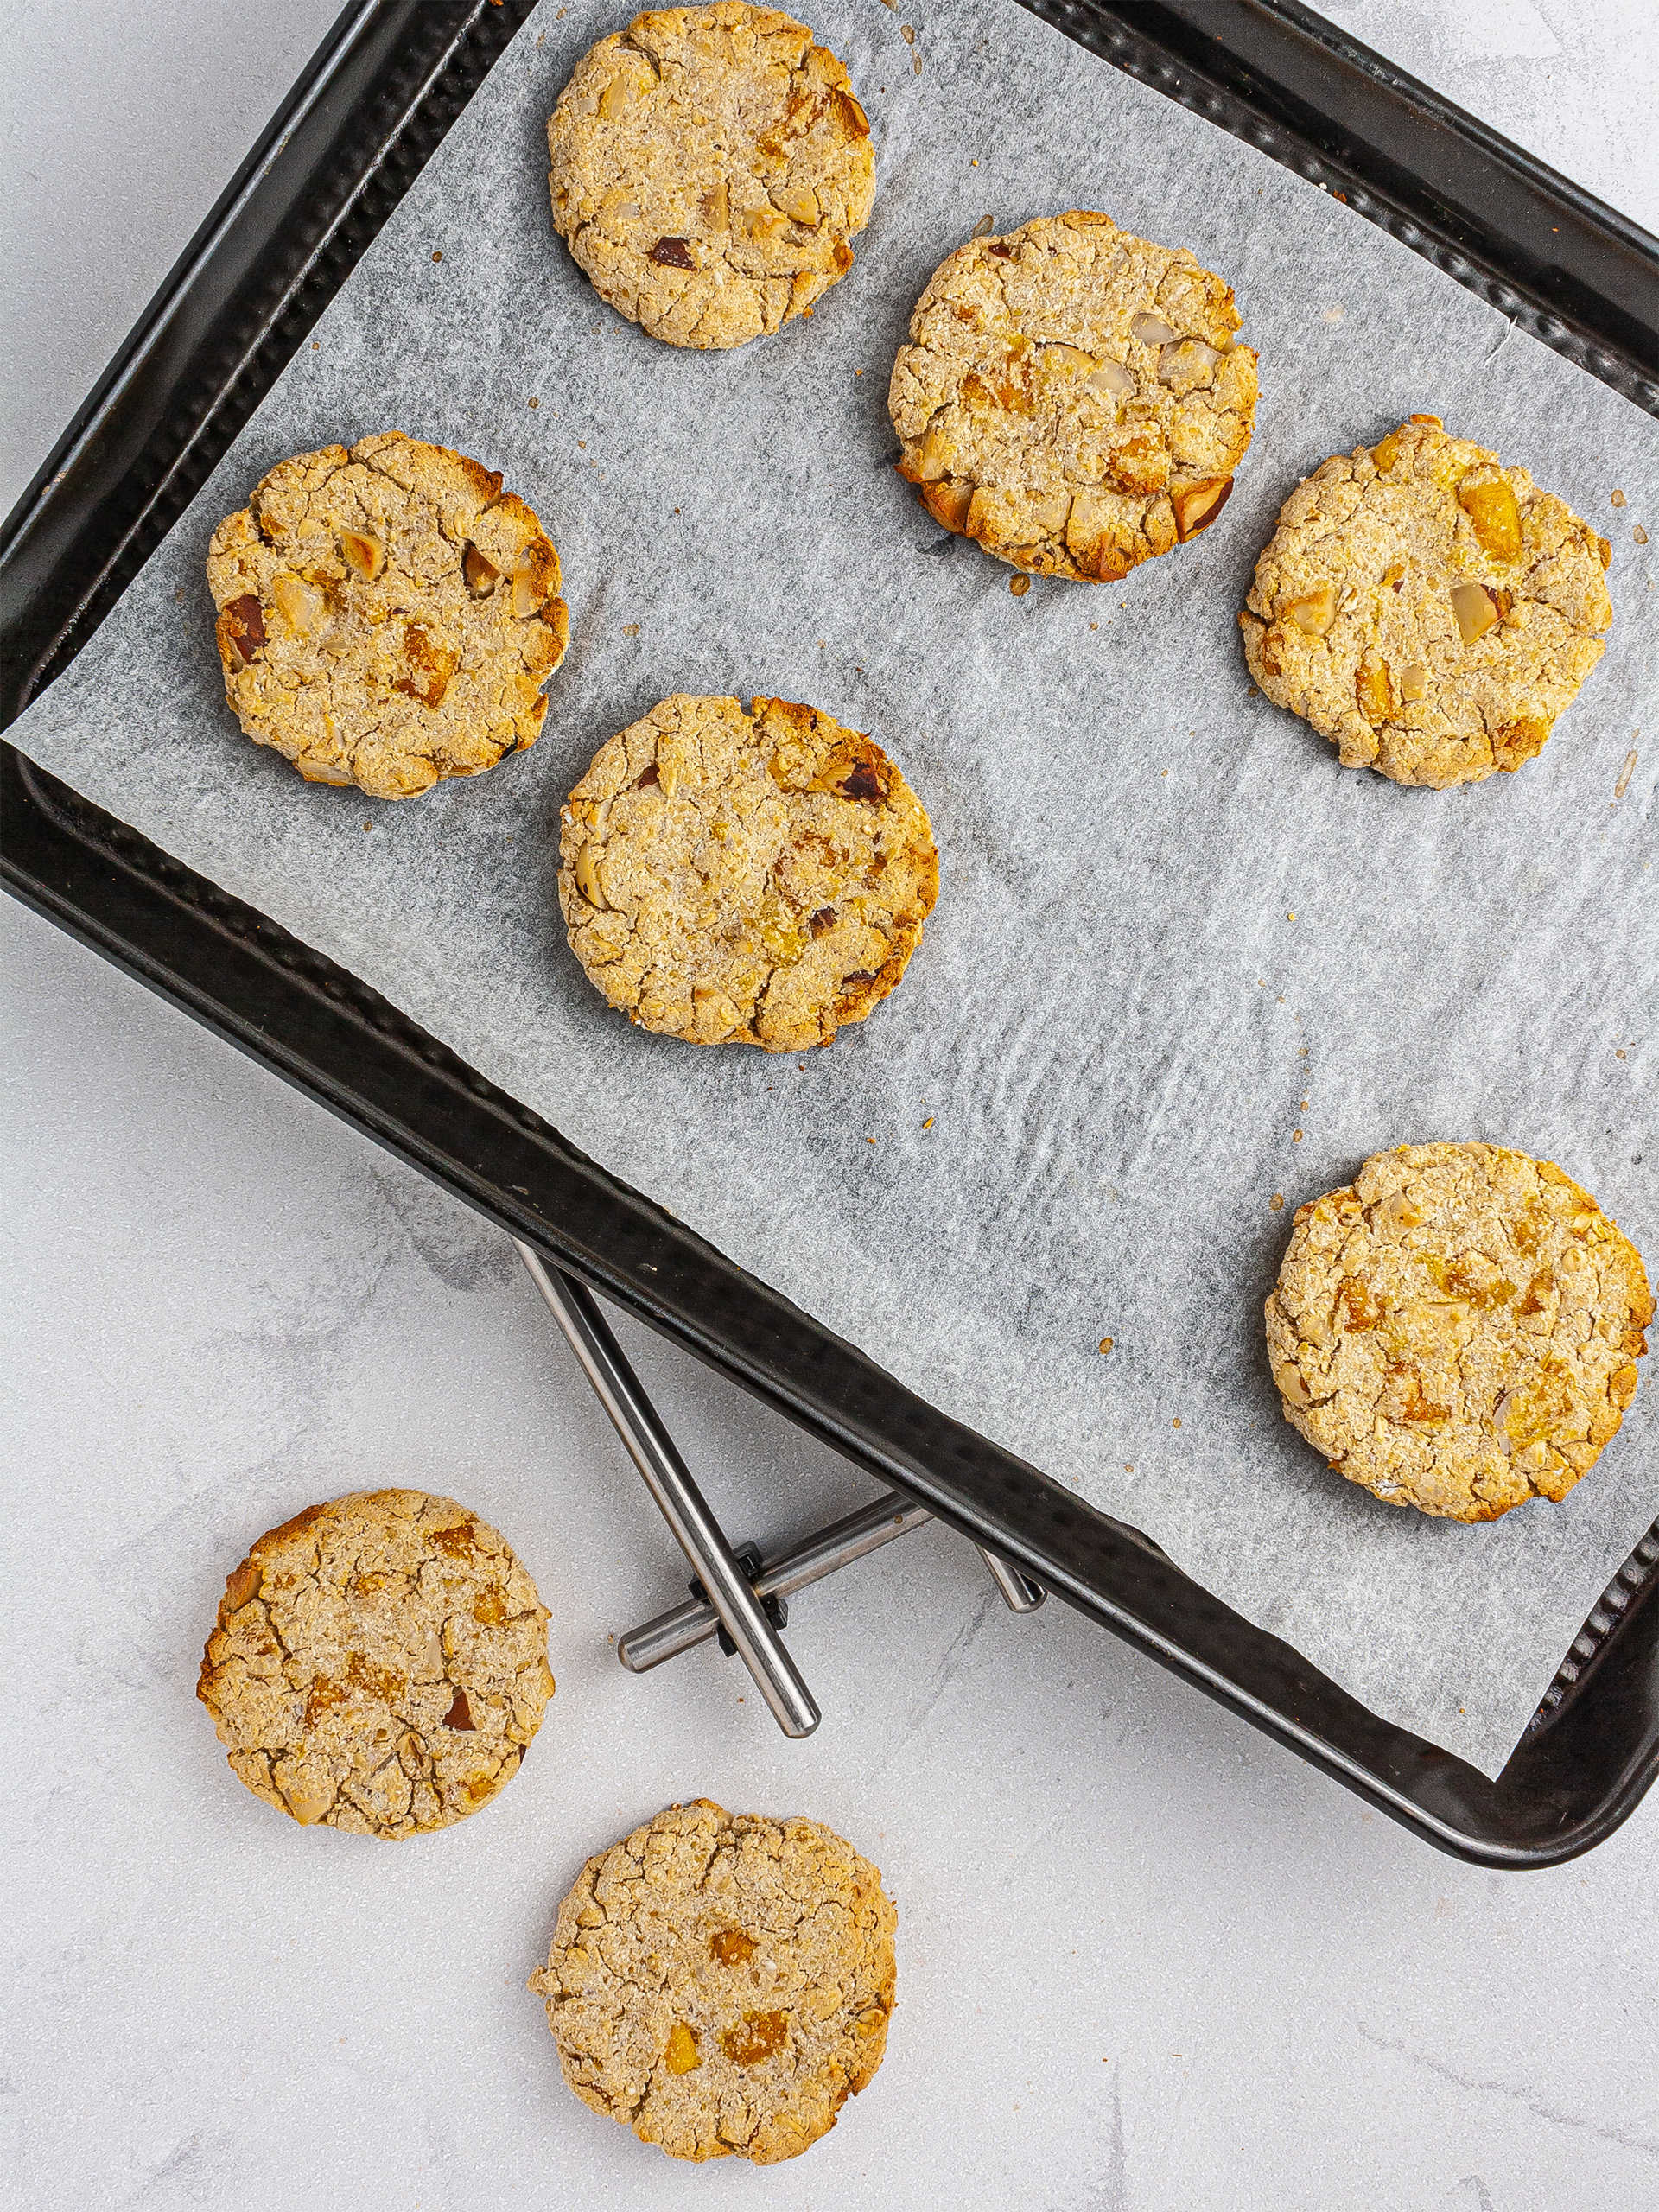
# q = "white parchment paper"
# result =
<box><xmin>11</xmin><ymin>0</ymin><xmax>1656</xmax><ymax>1776</ymax></box>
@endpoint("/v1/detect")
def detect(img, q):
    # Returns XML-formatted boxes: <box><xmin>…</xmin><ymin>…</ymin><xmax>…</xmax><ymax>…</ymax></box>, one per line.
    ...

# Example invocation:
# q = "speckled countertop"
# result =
<box><xmin>3</xmin><ymin>5</ymin><xmax>1656</xmax><ymax>2206</ymax></box>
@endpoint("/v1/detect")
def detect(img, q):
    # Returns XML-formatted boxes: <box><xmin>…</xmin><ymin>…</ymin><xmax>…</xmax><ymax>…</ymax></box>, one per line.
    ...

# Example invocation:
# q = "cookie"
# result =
<box><xmin>1265</xmin><ymin>1145</ymin><xmax>1651</xmax><ymax>1522</ymax></box>
<box><xmin>888</xmin><ymin>210</ymin><xmax>1257</xmax><ymax>582</ymax></box>
<box><xmin>546</xmin><ymin>5</ymin><xmax>874</xmax><ymax>350</ymax></box>
<box><xmin>196</xmin><ymin>1489</ymin><xmax>556</xmax><ymax>1836</ymax></box>
<box><xmin>557</xmin><ymin>693</ymin><xmax>938</xmax><ymax>1051</ymax></box>
<box><xmin>529</xmin><ymin>1800</ymin><xmax>896</xmax><ymax>2164</ymax></box>
<box><xmin>1239</xmin><ymin>416</ymin><xmax>1613</xmax><ymax>787</ymax></box>
<box><xmin>207</xmin><ymin>432</ymin><xmax>569</xmax><ymax>801</ymax></box>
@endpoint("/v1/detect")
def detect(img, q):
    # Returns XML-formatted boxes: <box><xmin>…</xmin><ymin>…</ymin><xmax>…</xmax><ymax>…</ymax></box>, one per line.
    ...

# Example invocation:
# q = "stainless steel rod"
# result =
<box><xmin>620</xmin><ymin>1491</ymin><xmax>933</xmax><ymax>1672</ymax></box>
<box><xmin>514</xmin><ymin>1241</ymin><xmax>819</xmax><ymax>1737</ymax></box>
<box><xmin>976</xmin><ymin>1546</ymin><xmax>1047</xmax><ymax>1612</ymax></box>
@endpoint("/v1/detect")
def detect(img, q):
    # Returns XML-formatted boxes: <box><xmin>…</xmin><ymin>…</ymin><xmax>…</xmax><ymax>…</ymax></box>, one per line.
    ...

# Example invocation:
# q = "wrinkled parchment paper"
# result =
<box><xmin>11</xmin><ymin>0</ymin><xmax>1656</xmax><ymax>1776</ymax></box>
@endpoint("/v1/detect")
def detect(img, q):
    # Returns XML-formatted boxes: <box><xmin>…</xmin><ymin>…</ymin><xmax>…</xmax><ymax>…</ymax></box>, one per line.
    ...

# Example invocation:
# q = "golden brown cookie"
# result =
<box><xmin>529</xmin><ymin>1800</ymin><xmax>896</xmax><ymax>2164</ymax></box>
<box><xmin>888</xmin><ymin>209</ymin><xmax>1257</xmax><ymax>582</ymax></box>
<box><xmin>1265</xmin><ymin>1144</ymin><xmax>1651</xmax><ymax>1522</ymax></box>
<box><xmin>197</xmin><ymin>1489</ymin><xmax>556</xmax><ymax>1836</ymax></box>
<box><xmin>206</xmin><ymin>432</ymin><xmax>569</xmax><ymax>800</ymax></box>
<box><xmin>557</xmin><ymin>692</ymin><xmax>938</xmax><ymax>1051</ymax></box>
<box><xmin>1239</xmin><ymin>416</ymin><xmax>1613</xmax><ymax>787</ymax></box>
<box><xmin>546</xmin><ymin>5</ymin><xmax>874</xmax><ymax>349</ymax></box>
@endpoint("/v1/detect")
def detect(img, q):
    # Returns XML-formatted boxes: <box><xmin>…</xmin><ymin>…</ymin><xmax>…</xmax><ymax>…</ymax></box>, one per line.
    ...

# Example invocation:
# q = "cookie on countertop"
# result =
<box><xmin>207</xmin><ymin>432</ymin><xmax>569</xmax><ymax>800</ymax></box>
<box><xmin>529</xmin><ymin>1799</ymin><xmax>897</xmax><ymax>2164</ymax></box>
<box><xmin>546</xmin><ymin>5</ymin><xmax>874</xmax><ymax>349</ymax></box>
<box><xmin>557</xmin><ymin>692</ymin><xmax>938</xmax><ymax>1052</ymax></box>
<box><xmin>197</xmin><ymin>1489</ymin><xmax>556</xmax><ymax>1836</ymax></box>
<box><xmin>888</xmin><ymin>209</ymin><xmax>1257</xmax><ymax>582</ymax></box>
<box><xmin>1265</xmin><ymin>1144</ymin><xmax>1651</xmax><ymax>1522</ymax></box>
<box><xmin>1239</xmin><ymin>416</ymin><xmax>1613</xmax><ymax>787</ymax></box>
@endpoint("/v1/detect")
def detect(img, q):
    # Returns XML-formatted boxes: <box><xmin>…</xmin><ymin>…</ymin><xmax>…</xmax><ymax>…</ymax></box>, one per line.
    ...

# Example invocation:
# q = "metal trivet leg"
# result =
<box><xmin>516</xmin><ymin>1243</ymin><xmax>818</xmax><ymax>1737</ymax></box>
<box><xmin>515</xmin><ymin>1243</ymin><xmax>1045</xmax><ymax>1735</ymax></box>
<box><xmin>977</xmin><ymin>1547</ymin><xmax>1046</xmax><ymax>1612</ymax></box>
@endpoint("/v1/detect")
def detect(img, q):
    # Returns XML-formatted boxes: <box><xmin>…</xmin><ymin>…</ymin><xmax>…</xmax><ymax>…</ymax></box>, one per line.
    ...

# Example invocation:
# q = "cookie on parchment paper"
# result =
<box><xmin>207</xmin><ymin>432</ymin><xmax>569</xmax><ymax>801</ymax></box>
<box><xmin>529</xmin><ymin>1799</ymin><xmax>897</xmax><ymax>2164</ymax></box>
<box><xmin>197</xmin><ymin>1489</ymin><xmax>556</xmax><ymax>1836</ymax></box>
<box><xmin>557</xmin><ymin>692</ymin><xmax>938</xmax><ymax>1052</ymax></box>
<box><xmin>1239</xmin><ymin>416</ymin><xmax>1613</xmax><ymax>788</ymax></box>
<box><xmin>546</xmin><ymin>5</ymin><xmax>874</xmax><ymax>349</ymax></box>
<box><xmin>1265</xmin><ymin>1144</ymin><xmax>1651</xmax><ymax>1523</ymax></box>
<box><xmin>888</xmin><ymin>209</ymin><xmax>1258</xmax><ymax>582</ymax></box>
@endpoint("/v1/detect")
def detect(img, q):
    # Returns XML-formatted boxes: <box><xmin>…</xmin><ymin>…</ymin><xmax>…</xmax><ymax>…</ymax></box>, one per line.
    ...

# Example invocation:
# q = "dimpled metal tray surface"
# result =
<box><xmin>3</xmin><ymin>0</ymin><xmax>1656</xmax><ymax>1865</ymax></box>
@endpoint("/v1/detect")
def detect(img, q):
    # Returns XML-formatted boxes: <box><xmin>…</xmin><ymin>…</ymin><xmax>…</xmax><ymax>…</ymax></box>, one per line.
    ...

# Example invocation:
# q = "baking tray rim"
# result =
<box><xmin>2</xmin><ymin>0</ymin><xmax>1655</xmax><ymax>1866</ymax></box>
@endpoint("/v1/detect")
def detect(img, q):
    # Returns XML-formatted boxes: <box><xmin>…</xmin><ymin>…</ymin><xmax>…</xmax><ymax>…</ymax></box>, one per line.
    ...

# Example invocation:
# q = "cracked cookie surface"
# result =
<box><xmin>197</xmin><ymin>1489</ymin><xmax>555</xmax><ymax>1836</ymax></box>
<box><xmin>1265</xmin><ymin>1145</ymin><xmax>1651</xmax><ymax>1522</ymax></box>
<box><xmin>546</xmin><ymin>5</ymin><xmax>874</xmax><ymax>349</ymax></box>
<box><xmin>529</xmin><ymin>1800</ymin><xmax>896</xmax><ymax>2164</ymax></box>
<box><xmin>888</xmin><ymin>210</ymin><xmax>1257</xmax><ymax>582</ymax></box>
<box><xmin>558</xmin><ymin>692</ymin><xmax>938</xmax><ymax>1052</ymax></box>
<box><xmin>1239</xmin><ymin>416</ymin><xmax>1613</xmax><ymax>787</ymax></box>
<box><xmin>206</xmin><ymin>432</ymin><xmax>569</xmax><ymax>800</ymax></box>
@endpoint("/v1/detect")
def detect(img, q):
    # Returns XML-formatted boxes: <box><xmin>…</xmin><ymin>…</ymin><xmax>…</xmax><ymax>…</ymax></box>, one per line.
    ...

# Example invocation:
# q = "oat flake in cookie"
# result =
<box><xmin>546</xmin><ymin>5</ymin><xmax>874</xmax><ymax>349</ymax></box>
<box><xmin>529</xmin><ymin>1800</ymin><xmax>897</xmax><ymax>2163</ymax></box>
<box><xmin>1239</xmin><ymin>416</ymin><xmax>1613</xmax><ymax>787</ymax></box>
<box><xmin>558</xmin><ymin>693</ymin><xmax>938</xmax><ymax>1051</ymax></box>
<box><xmin>888</xmin><ymin>210</ymin><xmax>1257</xmax><ymax>582</ymax></box>
<box><xmin>197</xmin><ymin>1490</ymin><xmax>556</xmax><ymax>1836</ymax></box>
<box><xmin>1265</xmin><ymin>1145</ymin><xmax>1651</xmax><ymax>1523</ymax></box>
<box><xmin>206</xmin><ymin>432</ymin><xmax>569</xmax><ymax>800</ymax></box>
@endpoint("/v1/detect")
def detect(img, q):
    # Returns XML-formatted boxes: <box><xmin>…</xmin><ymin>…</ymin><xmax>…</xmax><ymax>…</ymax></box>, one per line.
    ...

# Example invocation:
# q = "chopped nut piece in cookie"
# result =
<box><xmin>1239</xmin><ymin>419</ymin><xmax>1612</xmax><ymax>786</ymax></box>
<box><xmin>889</xmin><ymin>211</ymin><xmax>1256</xmax><ymax>584</ymax></box>
<box><xmin>462</xmin><ymin>542</ymin><xmax>500</xmax><ymax>594</ymax></box>
<box><xmin>557</xmin><ymin>693</ymin><xmax>938</xmax><ymax>1052</ymax></box>
<box><xmin>1172</xmin><ymin>475</ymin><xmax>1233</xmax><ymax>540</ymax></box>
<box><xmin>1285</xmin><ymin>581</ymin><xmax>1336</xmax><ymax>637</ymax></box>
<box><xmin>529</xmin><ymin>1801</ymin><xmax>896</xmax><ymax>2163</ymax></box>
<box><xmin>1265</xmin><ymin>1144</ymin><xmax>1650</xmax><ymax>1521</ymax></box>
<box><xmin>547</xmin><ymin>6</ymin><xmax>874</xmax><ymax>350</ymax></box>
<box><xmin>221</xmin><ymin>593</ymin><xmax>265</xmax><ymax>664</ymax></box>
<box><xmin>206</xmin><ymin>432</ymin><xmax>569</xmax><ymax>800</ymax></box>
<box><xmin>1450</xmin><ymin>577</ymin><xmax>1501</xmax><ymax>644</ymax></box>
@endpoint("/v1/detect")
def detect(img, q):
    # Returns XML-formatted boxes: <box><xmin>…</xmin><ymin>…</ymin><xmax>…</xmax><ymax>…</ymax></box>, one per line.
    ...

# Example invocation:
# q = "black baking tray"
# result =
<box><xmin>3</xmin><ymin>0</ymin><xmax>1656</xmax><ymax>1866</ymax></box>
